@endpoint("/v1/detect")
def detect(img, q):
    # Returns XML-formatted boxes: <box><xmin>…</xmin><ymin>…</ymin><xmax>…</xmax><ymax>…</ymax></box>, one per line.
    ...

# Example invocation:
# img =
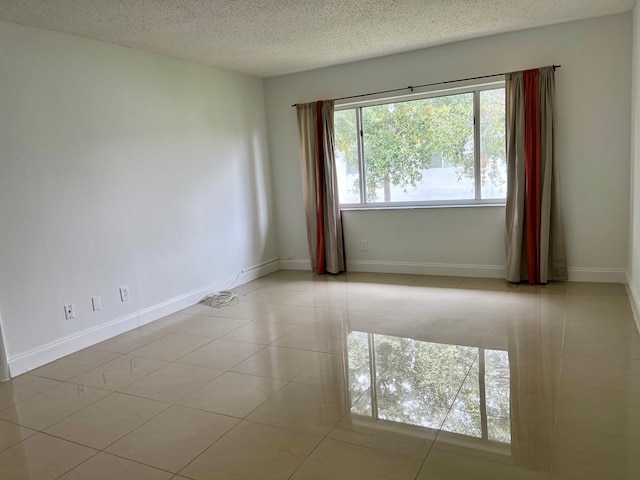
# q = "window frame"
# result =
<box><xmin>334</xmin><ymin>80</ymin><xmax>507</xmax><ymax>209</ymax></box>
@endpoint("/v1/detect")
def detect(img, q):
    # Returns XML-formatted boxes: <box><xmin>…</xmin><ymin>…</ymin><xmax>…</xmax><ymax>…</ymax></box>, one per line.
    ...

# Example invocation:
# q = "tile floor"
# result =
<box><xmin>0</xmin><ymin>270</ymin><xmax>639</xmax><ymax>479</ymax></box>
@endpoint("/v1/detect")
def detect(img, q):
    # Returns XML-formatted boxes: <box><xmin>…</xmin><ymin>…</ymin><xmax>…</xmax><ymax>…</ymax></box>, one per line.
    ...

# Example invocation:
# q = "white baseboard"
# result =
<box><xmin>8</xmin><ymin>258</ymin><xmax>279</xmax><ymax>377</ymax></box>
<box><xmin>278</xmin><ymin>259</ymin><xmax>311</xmax><ymax>271</ymax></box>
<box><xmin>278</xmin><ymin>259</ymin><xmax>626</xmax><ymax>283</ymax></box>
<box><xmin>567</xmin><ymin>268</ymin><xmax>626</xmax><ymax>283</ymax></box>
<box><xmin>347</xmin><ymin>260</ymin><xmax>505</xmax><ymax>278</ymax></box>
<box><xmin>9</xmin><ymin>311</ymin><xmax>141</xmax><ymax>378</ymax></box>
<box><xmin>626</xmin><ymin>272</ymin><xmax>640</xmax><ymax>336</ymax></box>
<box><xmin>278</xmin><ymin>259</ymin><xmax>503</xmax><ymax>278</ymax></box>
<box><xmin>353</xmin><ymin>261</ymin><xmax>627</xmax><ymax>283</ymax></box>
<box><xmin>277</xmin><ymin>259</ymin><xmax>504</xmax><ymax>278</ymax></box>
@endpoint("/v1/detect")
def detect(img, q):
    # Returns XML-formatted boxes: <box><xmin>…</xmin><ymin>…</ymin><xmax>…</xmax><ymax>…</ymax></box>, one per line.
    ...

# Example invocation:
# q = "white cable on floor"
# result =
<box><xmin>201</xmin><ymin>290</ymin><xmax>238</xmax><ymax>308</ymax></box>
<box><xmin>200</xmin><ymin>269</ymin><xmax>243</xmax><ymax>308</ymax></box>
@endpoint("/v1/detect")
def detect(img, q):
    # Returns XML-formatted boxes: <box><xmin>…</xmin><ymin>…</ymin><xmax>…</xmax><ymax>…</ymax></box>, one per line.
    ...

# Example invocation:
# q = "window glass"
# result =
<box><xmin>480</xmin><ymin>89</ymin><xmax>507</xmax><ymax>199</ymax></box>
<box><xmin>334</xmin><ymin>109</ymin><xmax>360</xmax><ymax>204</ymax></box>
<box><xmin>362</xmin><ymin>93</ymin><xmax>475</xmax><ymax>203</ymax></box>
<box><xmin>335</xmin><ymin>84</ymin><xmax>506</xmax><ymax>206</ymax></box>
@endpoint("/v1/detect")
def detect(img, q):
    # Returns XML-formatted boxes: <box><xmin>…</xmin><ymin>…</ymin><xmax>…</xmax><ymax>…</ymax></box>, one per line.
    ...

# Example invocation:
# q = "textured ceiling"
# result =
<box><xmin>0</xmin><ymin>0</ymin><xmax>634</xmax><ymax>77</ymax></box>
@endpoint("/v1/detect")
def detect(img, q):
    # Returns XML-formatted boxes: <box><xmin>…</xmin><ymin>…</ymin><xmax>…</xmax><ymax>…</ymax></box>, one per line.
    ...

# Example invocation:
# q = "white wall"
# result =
<box><xmin>0</xmin><ymin>21</ymin><xmax>277</xmax><ymax>375</ymax></box>
<box><xmin>628</xmin><ymin>3</ymin><xmax>640</xmax><ymax>333</ymax></box>
<box><xmin>266</xmin><ymin>14</ymin><xmax>632</xmax><ymax>282</ymax></box>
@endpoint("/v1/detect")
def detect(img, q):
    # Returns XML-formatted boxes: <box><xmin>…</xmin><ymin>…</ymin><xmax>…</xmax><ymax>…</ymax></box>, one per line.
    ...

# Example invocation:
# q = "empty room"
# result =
<box><xmin>0</xmin><ymin>0</ymin><xmax>639</xmax><ymax>479</ymax></box>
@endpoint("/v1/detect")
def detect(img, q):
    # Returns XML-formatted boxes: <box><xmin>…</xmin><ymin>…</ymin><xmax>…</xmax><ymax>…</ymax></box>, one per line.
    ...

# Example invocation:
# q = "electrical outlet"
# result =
<box><xmin>361</xmin><ymin>240</ymin><xmax>369</xmax><ymax>252</ymax></box>
<box><xmin>64</xmin><ymin>304</ymin><xmax>75</xmax><ymax>320</ymax></box>
<box><xmin>91</xmin><ymin>296</ymin><xmax>102</xmax><ymax>311</ymax></box>
<box><xmin>119</xmin><ymin>285</ymin><xmax>130</xmax><ymax>302</ymax></box>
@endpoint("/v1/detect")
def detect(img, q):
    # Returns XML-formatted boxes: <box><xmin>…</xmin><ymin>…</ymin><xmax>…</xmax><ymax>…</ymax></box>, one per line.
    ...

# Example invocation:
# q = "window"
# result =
<box><xmin>334</xmin><ymin>84</ymin><xmax>506</xmax><ymax>207</ymax></box>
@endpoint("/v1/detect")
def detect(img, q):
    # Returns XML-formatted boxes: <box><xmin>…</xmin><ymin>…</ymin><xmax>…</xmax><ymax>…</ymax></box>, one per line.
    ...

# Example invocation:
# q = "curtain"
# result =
<box><xmin>296</xmin><ymin>100</ymin><xmax>345</xmax><ymax>274</ymax></box>
<box><xmin>505</xmin><ymin>67</ymin><xmax>567</xmax><ymax>284</ymax></box>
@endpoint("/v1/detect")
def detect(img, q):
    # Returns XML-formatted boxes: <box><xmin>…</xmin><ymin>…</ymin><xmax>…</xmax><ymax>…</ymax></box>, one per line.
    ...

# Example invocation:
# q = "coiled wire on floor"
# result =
<box><xmin>199</xmin><ymin>270</ymin><xmax>243</xmax><ymax>308</ymax></box>
<box><xmin>200</xmin><ymin>290</ymin><xmax>238</xmax><ymax>308</ymax></box>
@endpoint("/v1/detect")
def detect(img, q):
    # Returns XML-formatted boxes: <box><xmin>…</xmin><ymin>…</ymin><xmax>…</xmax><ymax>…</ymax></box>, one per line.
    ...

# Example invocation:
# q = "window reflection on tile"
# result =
<box><xmin>486</xmin><ymin>385</ymin><xmax>510</xmax><ymax>418</ymax></box>
<box><xmin>485</xmin><ymin>349</ymin><xmax>510</xmax><ymax>377</ymax></box>
<box><xmin>347</xmin><ymin>332</ymin><xmax>512</xmax><ymax>444</ymax></box>
<box><xmin>347</xmin><ymin>355</ymin><xmax>371</xmax><ymax>406</ymax></box>
<box><xmin>347</xmin><ymin>331</ymin><xmax>369</xmax><ymax>356</ymax></box>
<box><xmin>443</xmin><ymin>409</ymin><xmax>482</xmax><ymax>438</ymax></box>
<box><xmin>488</xmin><ymin>415</ymin><xmax>511</xmax><ymax>443</ymax></box>
<box><xmin>350</xmin><ymin>391</ymin><xmax>372</xmax><ymax>416</ymax></box>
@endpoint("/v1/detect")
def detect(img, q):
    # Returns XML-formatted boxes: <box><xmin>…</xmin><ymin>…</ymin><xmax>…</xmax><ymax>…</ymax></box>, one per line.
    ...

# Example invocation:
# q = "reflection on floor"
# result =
<box><xmin>0</xmin><ymin>270</ymin><xmax>639</xmax><ymax>479</ymax></box>
<box><xmin>348</xmin><ymin>332</ymin><xmax>512</xmax><ymax>443</ymax></box>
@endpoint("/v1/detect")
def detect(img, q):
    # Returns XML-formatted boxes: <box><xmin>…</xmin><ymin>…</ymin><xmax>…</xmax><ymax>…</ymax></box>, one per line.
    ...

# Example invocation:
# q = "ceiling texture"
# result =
<box><xmin>0</xmin><ymin>0</ymin><xmax>634</xmax><ymax>77</ymax></box>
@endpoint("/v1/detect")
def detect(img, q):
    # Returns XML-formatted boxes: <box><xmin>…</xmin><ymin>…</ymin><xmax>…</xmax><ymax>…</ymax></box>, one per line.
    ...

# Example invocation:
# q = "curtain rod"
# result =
<box><xmin>291</xmin><ymin>64</ymin><xmax>561</xmax><ymax>107</ymax></box>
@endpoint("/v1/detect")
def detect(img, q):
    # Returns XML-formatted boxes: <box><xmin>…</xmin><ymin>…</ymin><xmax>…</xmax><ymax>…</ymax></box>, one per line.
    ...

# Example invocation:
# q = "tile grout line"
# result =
<box><xmin>47</xmin><ymin>429</ymin><xmax>184</xmax><ymax>479</ymax></box>
<box><xmin>170</xmin><ymin>335</ymin><xmax>322</xmax><ymax>478</ymax></box>
<box><xmin>88</xmin><ymin>327</ymin><xmax>177</xmax><ymax>355</ymax></box>
<box><xmin>412</xmin><ymin>349</ymin><xmax>482</xmax><ymax>480</ymax></box>
<box><xmin>0</xmin><ymin>380</ymin><xmax>115</xmax><ymax>431</ymax></box>
<box><xmin>29</xmin><ymin>350</ymin><xmax>125</xmax><ymax>383</ymax></box>
<box><xmin>171</xmin><ymin>337</ymin><xmax>353</xmax><ymax>479</ymax></box>
<box><xmin>43</xmin><ymin>389</ymin><xmax>173</xmax><ymax>448</ymax></box>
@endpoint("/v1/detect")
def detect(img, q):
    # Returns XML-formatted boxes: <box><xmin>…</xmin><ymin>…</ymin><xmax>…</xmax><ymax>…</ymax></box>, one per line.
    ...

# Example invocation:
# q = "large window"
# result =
<box><xmin>334</xmin><ymin>84</ymin><xmax>506</xmax><ymax>207</ymax></box>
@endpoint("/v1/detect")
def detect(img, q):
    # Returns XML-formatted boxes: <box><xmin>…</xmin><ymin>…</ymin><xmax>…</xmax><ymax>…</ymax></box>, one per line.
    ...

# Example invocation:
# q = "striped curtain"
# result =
<box><xmin>505</xmin><ymin>67</ymin><xmax>567</xmax><ymax>284</ymax></box>
<box><xmin>296</xmin><ymin>100</ymin><xmax>346</xmax><ymax>274</ymax></box>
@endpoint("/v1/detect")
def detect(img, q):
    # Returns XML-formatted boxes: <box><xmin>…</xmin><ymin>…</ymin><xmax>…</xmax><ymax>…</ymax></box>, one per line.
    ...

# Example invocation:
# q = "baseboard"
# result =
<box><xmin>567</xmin><ymin>268</ymin><xmax>626</xmax><ymax>283</ymax></box>
<box><xmin>278</xmin><ymin>259</ymin><xmax>627</xmax><ymax>283</ymax></box>
<box><xmin>346</xmin><ymin>260</ymin><xmax>505</xmax><ymax>278</ymax></box>
<box><xmin>626</xmin><ymin>272</ymin><xmax>640</xmax><ymax>336</ymax></box>
<box><xmin>136</xmin><ymin>257</ymin><xmax>279</xmax><ymax>326</ymax></box>
<box><xmin>8</xmin><ymin>311</ymin><xmax>141</xmax><ymax>377</ymax></box>
<box><xmin>8</xmin><ymin>258</ymin><xmax>279</xmax><ymax>377</ymax></box>
<box><xmin>278</xmin><ymin>259</ymin><xmax>311</xmax><ymax>271</ymax></box>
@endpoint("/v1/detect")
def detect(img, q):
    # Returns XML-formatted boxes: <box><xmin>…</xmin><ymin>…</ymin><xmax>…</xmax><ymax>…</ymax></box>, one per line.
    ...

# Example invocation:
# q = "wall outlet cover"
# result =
<box><xmin>64</xmin><ymin>304</ymin><xmax>75</xmax><ymax>320</ymax></box>
<box><xmin>91</xmin><ymin>296</ymin><xmax>102</xmax><ymax>311</ymax></box>
<box><xmin>119</xmin><ymin>286</ymin><xmax>130</xmax><ymax>302</ymax></box>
